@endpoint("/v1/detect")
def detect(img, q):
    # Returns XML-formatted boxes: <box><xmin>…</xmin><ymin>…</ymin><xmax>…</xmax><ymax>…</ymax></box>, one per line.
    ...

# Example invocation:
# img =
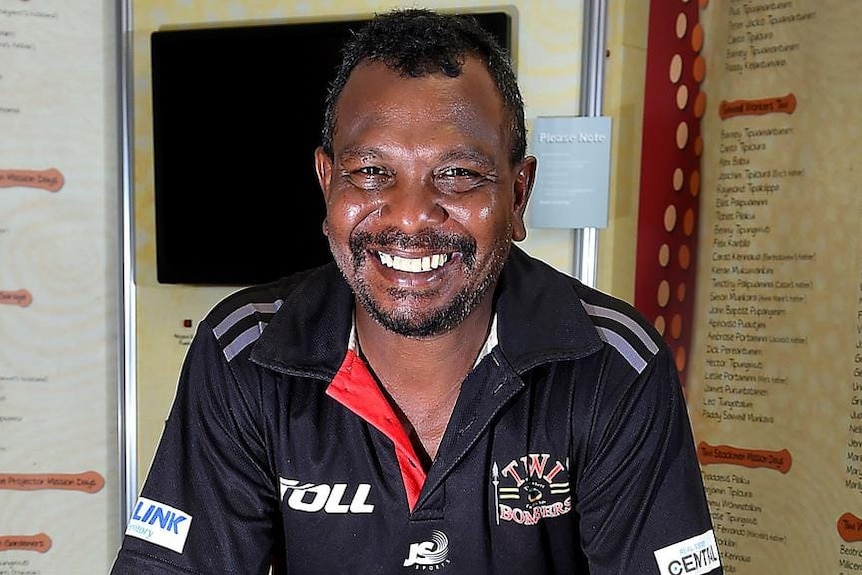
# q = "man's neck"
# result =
<box><xmin>354</xmin><ymin>297</ymin><xmax>495</xmax><ymax>463</ymax></box>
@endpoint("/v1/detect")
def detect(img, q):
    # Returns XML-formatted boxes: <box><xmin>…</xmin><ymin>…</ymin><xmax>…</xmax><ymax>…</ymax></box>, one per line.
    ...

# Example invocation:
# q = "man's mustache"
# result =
<box><xmin>349</xmin><ymin>228</ymin><xmax>477</xmax><ymax>264</ymax></box>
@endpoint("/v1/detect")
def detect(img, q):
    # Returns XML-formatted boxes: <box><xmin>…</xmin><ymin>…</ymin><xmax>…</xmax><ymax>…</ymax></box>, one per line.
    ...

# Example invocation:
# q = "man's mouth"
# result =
<box><xmin>377</xmin><ymin>251</ymin><xmax>452</xmax><ymax>273</ymax></box>
<box><xmin>350</xmin><ymin>228</ymin><xmax>476</xmax><ymax>275</ymax></box>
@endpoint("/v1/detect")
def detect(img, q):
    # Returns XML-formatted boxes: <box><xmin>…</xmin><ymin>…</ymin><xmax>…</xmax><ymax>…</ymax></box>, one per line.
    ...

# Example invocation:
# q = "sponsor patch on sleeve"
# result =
<box><xmin>125</xmin><ymin>496</ymin><xmax>193</xmax><ymax>554</ymax></box>
<box><xmin>654</xmin><ymin>529</ymin><xmax>721</xmax><ymax>575</ymax></box>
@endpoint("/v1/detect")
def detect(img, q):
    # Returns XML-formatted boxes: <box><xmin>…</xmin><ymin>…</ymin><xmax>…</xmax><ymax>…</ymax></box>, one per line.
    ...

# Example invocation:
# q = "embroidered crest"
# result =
<box><xmin>491</xmin><ymin>454</ymin><xmax>572</xmax><ymax>525</ymax></box>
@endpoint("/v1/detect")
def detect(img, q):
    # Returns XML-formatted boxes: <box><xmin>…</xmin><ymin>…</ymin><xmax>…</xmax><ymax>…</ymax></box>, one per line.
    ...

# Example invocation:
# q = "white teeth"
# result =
<box><xmin>378</xmin><ymin>252</ymin><xmax>450</xmax><ymax>273</ymax></box>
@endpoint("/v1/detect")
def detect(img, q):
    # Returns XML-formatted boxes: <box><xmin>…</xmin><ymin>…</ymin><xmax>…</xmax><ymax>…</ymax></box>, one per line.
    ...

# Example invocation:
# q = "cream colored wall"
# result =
<box><xmin>131</xmin><ymin>0</ymin><xmax>649</xmax><ymax>485</ymax></box>
<box><xmin>599</xmin><ymin>0</ymin><xmax>648</xmax><ymax>303</ymax></box>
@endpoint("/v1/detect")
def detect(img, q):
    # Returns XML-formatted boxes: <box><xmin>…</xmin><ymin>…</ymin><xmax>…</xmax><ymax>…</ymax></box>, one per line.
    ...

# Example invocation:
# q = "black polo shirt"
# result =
<box><xmin>111</xmin><ymin>247</ymin><xmax>721</xmax><ymax>574</ymax></box>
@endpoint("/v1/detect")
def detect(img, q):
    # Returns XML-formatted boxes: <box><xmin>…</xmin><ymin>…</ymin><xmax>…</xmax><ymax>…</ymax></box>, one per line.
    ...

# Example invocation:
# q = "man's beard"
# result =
<box><xmin>339</xmin><ymin>228</ymin><xmax>508</xmax><ymax>338</ymax></box>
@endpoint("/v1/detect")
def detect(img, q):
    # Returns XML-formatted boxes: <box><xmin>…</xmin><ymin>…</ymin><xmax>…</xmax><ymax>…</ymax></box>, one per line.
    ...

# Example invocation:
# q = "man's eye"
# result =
<box><xmin>435</xmin><ymin>167</ymin><xmax>495</xmax><ymax>193</ymax></box>
<box><xmin>439</xmin><ymin>167</ymin><xmax>477</xmax><ymax>178</ymax></box>
<box><xmin>342</xmin><ymin>166</ymin><xmax>392</xmax><ymax>190</ymax></box>
<box><xmin>357</xmin><ymin>166</ymin><xmax>388</xmax><ymax>176</ymax></box>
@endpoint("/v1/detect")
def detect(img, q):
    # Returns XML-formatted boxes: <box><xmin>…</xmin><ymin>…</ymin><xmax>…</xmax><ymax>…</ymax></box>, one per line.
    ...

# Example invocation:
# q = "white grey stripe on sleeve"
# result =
<box><xmin>223</xmin><ymin>324</ymin><xmax>266</xmax><ymax>362</ymax></box>
<box><xmin>213</xmin><ymin>300</ymin><xmax>283</xmax><ymax>339</ymax></box>
<box><xmin>581</xmin><ymin>302</ymin><xmax>659</xmax><ymax>354</ymax></box>
<box><xmin>595</xmin><ymin>326</ymin><xmax>648</xmax><ymax>374</ymax></box>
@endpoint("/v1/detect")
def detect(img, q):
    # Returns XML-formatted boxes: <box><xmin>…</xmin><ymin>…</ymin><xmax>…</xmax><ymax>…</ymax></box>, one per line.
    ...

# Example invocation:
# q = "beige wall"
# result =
<box><xmin>600</xmin><ymin>0</ymin><xmax>649</xmax><ymax>302</ymax></box>
<box><xmin>130</xmin><ymin>0</ymin><xmax>649</xmax><ymax>484</ymax></box>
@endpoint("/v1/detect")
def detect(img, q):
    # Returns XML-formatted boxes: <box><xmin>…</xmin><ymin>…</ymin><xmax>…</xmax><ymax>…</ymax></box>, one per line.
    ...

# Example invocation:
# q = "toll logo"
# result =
<box><xmin>654</xmin><ymin>530</ymin><xmax>721</xmax><ymax>575</ymax></box>
<box><xmin>125</xmin><ymin>497</ymin><xmax>192</xmax><ymax>553</ymax></box>
<box><xmin>279</xmin><ymin>477</ymin><xmax>374</xmax><ymax>514</ymax></box>
<box><xmin>403</xmin><ymin>530</ymin><xmax>450</xmax><ymax>570</ymax></box>
<box><xmin>491</xmin><ymin>454</ymin><xmax>572</xmax><ymax>526</ymax></box>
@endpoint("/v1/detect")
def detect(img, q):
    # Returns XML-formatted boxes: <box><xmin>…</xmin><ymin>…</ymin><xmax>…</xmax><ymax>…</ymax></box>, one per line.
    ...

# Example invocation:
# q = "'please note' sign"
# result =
<box><xmin>528</xmin><ymin>116</ymin><xmax>611</xmax><ymax>229</ymax></box>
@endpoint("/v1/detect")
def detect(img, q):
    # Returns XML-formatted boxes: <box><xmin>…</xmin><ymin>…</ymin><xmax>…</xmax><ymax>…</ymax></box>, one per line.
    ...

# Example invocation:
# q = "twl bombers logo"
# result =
<box><xmin>491</xmin><ymin>454</ymin><xmax>572</xmax><ymax>526</ymax></box>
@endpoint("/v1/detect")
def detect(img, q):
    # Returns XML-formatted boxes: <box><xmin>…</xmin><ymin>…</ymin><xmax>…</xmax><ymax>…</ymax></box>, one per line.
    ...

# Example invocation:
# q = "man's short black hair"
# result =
<box><xmin>321</xmin><ymin>8</ymin><xmax>526</xmax><ymax>165</ymax></box>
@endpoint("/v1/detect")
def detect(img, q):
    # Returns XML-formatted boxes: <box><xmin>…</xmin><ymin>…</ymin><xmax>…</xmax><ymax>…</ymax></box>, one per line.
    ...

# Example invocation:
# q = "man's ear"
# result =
<box><xmin>314</xmin><ymin>146</ymin><xmax>333</xmax><ymax>202</ymax></box>
<box><xmin>511</xmin><ymin>156</ymin><xmax>536</xmax><ymax>242</ymax></box>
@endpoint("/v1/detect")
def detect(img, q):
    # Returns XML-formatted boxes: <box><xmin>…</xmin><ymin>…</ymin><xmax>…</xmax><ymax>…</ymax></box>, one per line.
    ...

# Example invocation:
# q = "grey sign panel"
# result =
<box><xmin>529</xmin><ymin>116</ymin><xmax>612</xmax><ymax>229</ymax></box>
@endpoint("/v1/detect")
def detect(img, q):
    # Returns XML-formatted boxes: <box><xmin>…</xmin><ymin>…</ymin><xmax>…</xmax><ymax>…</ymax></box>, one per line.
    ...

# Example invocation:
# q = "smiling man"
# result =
<box><xmin>111</xmin><ymin>9</ymin><xmax>721</xmax><ymax>575</ymax></box>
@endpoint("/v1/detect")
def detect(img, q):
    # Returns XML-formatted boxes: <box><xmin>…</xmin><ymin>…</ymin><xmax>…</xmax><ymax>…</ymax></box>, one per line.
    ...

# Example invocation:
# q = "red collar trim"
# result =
<box><xmin>325</xmin><ymin>350</ymin><xmax>426</xmax><ymax>510</ymax></box>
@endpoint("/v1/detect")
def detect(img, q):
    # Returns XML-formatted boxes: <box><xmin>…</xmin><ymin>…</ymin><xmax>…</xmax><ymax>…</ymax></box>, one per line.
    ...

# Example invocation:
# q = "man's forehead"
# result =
<box><xmin>338</xmin><ymin>57</ymin><xmax>499</xmax><ymax>105</ymax></box>
<box><xmin>332</xmin><ymin>58</ymin><xmax>508</xmax><ymax>148</ymax></box>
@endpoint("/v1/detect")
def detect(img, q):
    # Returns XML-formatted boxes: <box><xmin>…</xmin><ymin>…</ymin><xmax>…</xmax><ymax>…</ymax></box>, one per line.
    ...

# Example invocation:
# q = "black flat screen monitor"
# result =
<box><xmin>151</xmin><ymin>12</ymin><xmax>512</xmax><ymax>285</ymax></box>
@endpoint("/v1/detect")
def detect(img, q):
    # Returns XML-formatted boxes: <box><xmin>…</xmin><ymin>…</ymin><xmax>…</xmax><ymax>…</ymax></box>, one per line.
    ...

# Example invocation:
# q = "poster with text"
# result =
<box><xmin>687</xmin><ymin>1</ymin><xmax>862</xmax><ymax>573</ymax></box>
<box><xmin>0</xmin><ymin>1</ymin><xmax>119</xmax><ymax>572</ymax></box>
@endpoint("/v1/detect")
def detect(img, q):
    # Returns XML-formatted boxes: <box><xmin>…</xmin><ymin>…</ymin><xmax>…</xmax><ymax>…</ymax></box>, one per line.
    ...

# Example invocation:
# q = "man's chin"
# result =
<box><xmin>365</xmin><ymin>304</ymin><xmax>455</xmax><ymax>338</ymax></box>
<box><xmin>351</xmin><ymin>266</ymin><xmax>502</xmax><ymax>338</ymax></box>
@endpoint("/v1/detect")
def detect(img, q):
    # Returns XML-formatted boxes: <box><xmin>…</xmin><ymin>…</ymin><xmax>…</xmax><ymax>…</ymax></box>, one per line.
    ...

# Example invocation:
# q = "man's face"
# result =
<box><xmin>315</xmin><ymin>58</ymin><xmax>534</xmax><ymax>338</ymax></box>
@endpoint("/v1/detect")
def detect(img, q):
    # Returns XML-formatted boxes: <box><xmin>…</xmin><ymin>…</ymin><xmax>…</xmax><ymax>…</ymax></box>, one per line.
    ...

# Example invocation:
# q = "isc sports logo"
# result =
<box><xmin>279</xmin><ymin>477</ymin><xmax>374</xmax><ymax>514</ymax></box>
<box><xmin>491</xmin><ymin>453</ymin><xmax>572</xmax><ymax>526</ymax></box>
<box><xmin>403</xmin><ymin>530</ymin><xmax>451</xmax><ymax>570</ymax></box>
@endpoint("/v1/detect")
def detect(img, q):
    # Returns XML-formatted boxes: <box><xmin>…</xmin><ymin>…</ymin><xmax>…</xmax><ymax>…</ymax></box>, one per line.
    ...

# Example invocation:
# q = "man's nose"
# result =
<box><xmin>378</xmin><ymin>179</ymin><xmax>448</xmax><ymax>231</ymax></box>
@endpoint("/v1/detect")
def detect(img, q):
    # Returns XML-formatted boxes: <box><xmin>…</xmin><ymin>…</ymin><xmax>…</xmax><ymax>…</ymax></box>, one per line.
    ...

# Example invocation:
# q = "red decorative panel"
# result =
<box><xmin>634</xmin><ymin>0</ymin><xmax>709</xmax><ymax>385</ymax></box>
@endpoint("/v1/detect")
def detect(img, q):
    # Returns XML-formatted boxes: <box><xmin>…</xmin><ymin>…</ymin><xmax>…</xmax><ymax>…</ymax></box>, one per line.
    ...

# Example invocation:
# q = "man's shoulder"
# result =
<box><xmin>503</xmin><ymin>247</ymin><xmax>665</xmax><ymax>375</ymax></box>
<box><xmin>203</xmin><ymin>268</ymin><xmax>311</xmax><ymax>327</ymax></box>
<box><xmin>574</xmin><ymin>280</ymin><xmax>665</xmax><ymax>375</ymax></box>
<box><xmin>200</xmin><ymin>264</ymin><xmax>341</xmax><ymax>363</ymax></box>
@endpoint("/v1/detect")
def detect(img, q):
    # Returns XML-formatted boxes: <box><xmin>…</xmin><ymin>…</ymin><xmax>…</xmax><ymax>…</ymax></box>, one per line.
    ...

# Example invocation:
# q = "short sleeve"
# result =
<box><xmin>110</xmin><ymin>323</ymin><xmax>279</xmax><ymax>574</ymax></box>
<box><xmin>575</xmin><ymin>346</ymin><xmax>722</xmax><ymax>575</ymax></box>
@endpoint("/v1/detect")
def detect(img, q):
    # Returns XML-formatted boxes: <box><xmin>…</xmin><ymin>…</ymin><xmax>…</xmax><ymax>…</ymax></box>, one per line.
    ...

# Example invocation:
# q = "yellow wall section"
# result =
<box><xmin>131</xmin><ymin>0</ymin><xmax>649</xmax><ymax>485</ymax></box>
<box><xmin>600</xmin><ymin>0</ymin><xmax>648</xmax><ymax>303</ymax></box>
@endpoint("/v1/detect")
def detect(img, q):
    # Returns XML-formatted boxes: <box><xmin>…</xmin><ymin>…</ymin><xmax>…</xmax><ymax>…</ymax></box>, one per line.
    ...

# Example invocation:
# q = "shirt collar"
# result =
<box><xmin>250</xmin><ymin>246</ymin><xmax>601</xmax><ymax>379</ymax></box>
<box><xmin>346</xmin><ymin>314</ymin><xmax>499</xmax><ymax>370</ymax></box>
